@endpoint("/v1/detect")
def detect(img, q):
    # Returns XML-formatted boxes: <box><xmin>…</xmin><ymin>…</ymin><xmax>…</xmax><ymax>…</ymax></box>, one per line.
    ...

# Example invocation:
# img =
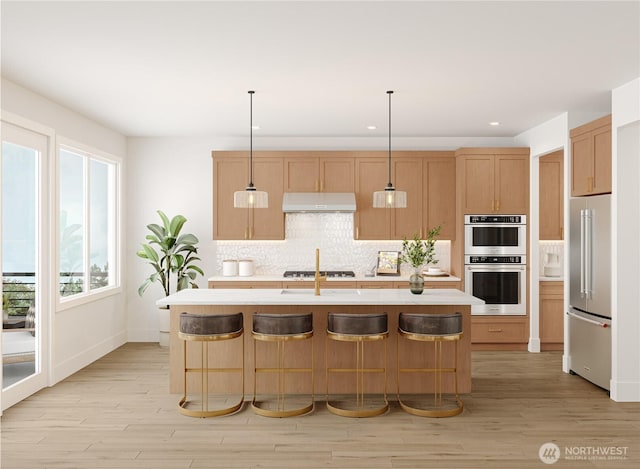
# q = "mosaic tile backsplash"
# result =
<box><xmin>214</xmin><ymin>213</ymin><xmax>451</xmax><ymax>276</ymax></box>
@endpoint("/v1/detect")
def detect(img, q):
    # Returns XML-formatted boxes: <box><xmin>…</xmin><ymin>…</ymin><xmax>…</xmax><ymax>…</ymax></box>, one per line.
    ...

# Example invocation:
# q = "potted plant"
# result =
<box><xmin>399</xmin><ymin>225</ymin><xmax>441</xmax><ymax>294</ymax></box>
<box><xmin>137</xmin><ymin>210</ymin><xmax>204</xmax><ymax>346</ymax></box>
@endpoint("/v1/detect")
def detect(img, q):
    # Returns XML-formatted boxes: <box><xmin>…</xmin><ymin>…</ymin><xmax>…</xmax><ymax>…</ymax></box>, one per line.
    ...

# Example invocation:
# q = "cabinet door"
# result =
<box><xmin>571</xmin><ymin>133</ymin><xmax>592</xmax><ymax>196</ymax></box>
<box><xmin>592</xmin><ymin>125</ymin><xmax>612</xmax><ymax>195</ymax></box>
<box><xmin>495</xmin><ymin>155</ymin><xmax>529</xmax><ymax>214</ymax></box>
<box><xmin>540</xmin><ymin>282</ymin><xmax>564</xmax><ymax>348</ymax></box>
<box><xmin>539</xmin><ymin>151</ymin><xmax>564</xmax><ymax>240</ymax></box>
<box><xmin>213</xmin><ymin>157</ymin><xmax>250</xmax><ymax>239</ymax></box>
<box><xmin>284</xmin><ymin>158</ymin><xmax>319</xmax><ymax>191</ymax></box>
<box><xmin>424</xmin><ymin>157</ymin><xmax>456</xmax><ymax>239</ymax></box>
<box><xmin>391</xmin><ymin>157</ymin><xmax>422</xmax><ymax>240</ymax></box>
<box><xmin>320</xmin><ymin>157</ymin><xmax>355</xmax><ymax>192</ymax></box>
<box><xmin>355</xmin><ymin>158</ymin><xmax>391</xmax><ymax>239</ymax></box>
<box><xmin>251</xmin><ymin>158</ymin><xmax>285</xmax><ymax>240</ymax></box>
<box><xmin>460</xmin><ymin>155</ymin><xmax>495</xmax><ymax>214</ymax></box>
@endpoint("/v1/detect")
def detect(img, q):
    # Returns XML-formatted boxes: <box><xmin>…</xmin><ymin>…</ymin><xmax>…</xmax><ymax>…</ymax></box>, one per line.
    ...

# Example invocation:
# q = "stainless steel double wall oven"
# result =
<box><xmin>464</xmin><ymin>215</ymin><xmax>527</xmax><ymax>315</ymax></box>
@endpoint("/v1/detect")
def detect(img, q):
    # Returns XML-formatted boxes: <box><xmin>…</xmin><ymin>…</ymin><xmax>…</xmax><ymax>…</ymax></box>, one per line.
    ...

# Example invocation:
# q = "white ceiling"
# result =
<box><xmin>1</xmin><ymin>1</ymin><xmax>639</xmax><ymax>139</ymax></box>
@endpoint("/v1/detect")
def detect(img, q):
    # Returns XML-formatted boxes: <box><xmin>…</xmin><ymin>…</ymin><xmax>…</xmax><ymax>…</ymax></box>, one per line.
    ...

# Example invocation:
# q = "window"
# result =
<box><xmin>58</xmin><ymin>143</ymin><xmax>119</xmax><ymax>302</ymax></box>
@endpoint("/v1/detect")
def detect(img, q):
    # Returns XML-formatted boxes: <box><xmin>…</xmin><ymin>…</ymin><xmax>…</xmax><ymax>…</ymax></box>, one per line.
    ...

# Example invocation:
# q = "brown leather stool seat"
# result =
<box><xmin>178</xmin><ymin>312</ymin><xmax>244</xmax><ymax>418</ymax></box>
<box><xmin>252</xmin><ymin>313</ymin><xmax>314</xmax><ymax>417</ymax></box>
<box><xmin>325</xmin><ymin>313</ymin><xmax>389</xmax><ymax>418</ymax></box>
<box><xmin>397</xmin><ymin>312</ymin><xmax>464</xmax><ymax>417</ymax></box>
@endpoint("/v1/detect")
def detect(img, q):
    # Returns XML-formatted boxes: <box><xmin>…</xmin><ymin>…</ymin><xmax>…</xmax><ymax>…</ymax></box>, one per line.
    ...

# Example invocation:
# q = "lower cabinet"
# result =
<box><xmin>471</xmin><ymin>317</ymin><xmax>528</xmax><ymax>351</ymax></box>
<box><xmin>540</xmin><ymin>281</ymin><xmax>564</xmax><ymax>351</ymax></box>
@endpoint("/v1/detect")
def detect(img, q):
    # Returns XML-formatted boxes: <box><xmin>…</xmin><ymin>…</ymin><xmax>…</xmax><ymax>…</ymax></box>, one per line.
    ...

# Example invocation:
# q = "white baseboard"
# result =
<box><xmin>52</xmin><ymin>330</ymin><xmax>127</xmax><ymax>384</ymax></box>
<box><xmin>610</xmin><ymin>379</ymin><xmax>640</xmax><ymax>402</ymax></box>
<box><xmin>127</xmin><ymin>328</ymin><xmax>159</xmax><ymax>343</ymax></box>
<box><xmin>528</xmin><ymin>338</ymin><xmax>541</xmax><ymax>353</ymax></box>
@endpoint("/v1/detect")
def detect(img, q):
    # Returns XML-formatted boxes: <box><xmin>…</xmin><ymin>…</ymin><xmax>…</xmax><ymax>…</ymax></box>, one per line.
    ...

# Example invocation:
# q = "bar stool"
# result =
<box><xmin>178</xmin><ymin>312</ymin><xmax>244</xmax><ymax>418</ymax></box>
<box><xmin>397</xmin><ymin>312</ymin><xmax>463</xmax><ymax>417</ymax></box>
<box><xmin>326</xmin><ymin>313</ymin><xmax>389</xmax><ymax>418</ymax></box>
<box><xmin>252</xmin><ymin>313</ymin><xmax>314</xmax><ymax>417</ymax></box>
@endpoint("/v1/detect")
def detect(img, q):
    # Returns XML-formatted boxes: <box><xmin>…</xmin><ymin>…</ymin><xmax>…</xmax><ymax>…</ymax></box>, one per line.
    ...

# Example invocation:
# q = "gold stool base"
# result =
<box><xmin>251</xmin><ymin>397</ymin><xmax>314</xmax><ymax>418</ymax></box>
<box><xmin>326</xmin><ymin>397</ymin><xmax>389</xmax><ymax>418</ymax></box>
<box><xmin>178</xmin><ymin>396</ymin><xmax>244</xmax><ymax>418</ymax></box>
<box><xmin>397</xmin><ymin>395</ymin><xmax>463</xmax><ymax>418</ymax></box>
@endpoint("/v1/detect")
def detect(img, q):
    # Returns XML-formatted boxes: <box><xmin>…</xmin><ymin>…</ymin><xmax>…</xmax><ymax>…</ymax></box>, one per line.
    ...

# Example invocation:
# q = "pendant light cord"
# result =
<box><xmin>387</xmin><ymin>90</ymin><xmax>393</xmax><ymax>188</ymax></box>
<box><xmin>249</xmin><ymin>90</ymin><xmax>255</xmax><ymax>188</ymax></box>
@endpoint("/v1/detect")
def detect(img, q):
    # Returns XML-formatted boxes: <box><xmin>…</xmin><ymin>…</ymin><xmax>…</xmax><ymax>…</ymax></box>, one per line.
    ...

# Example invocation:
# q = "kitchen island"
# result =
<box><xmin>158</xmin><ymin>288</ymin><xmax>483</xmax><ymax>396</ymax></box>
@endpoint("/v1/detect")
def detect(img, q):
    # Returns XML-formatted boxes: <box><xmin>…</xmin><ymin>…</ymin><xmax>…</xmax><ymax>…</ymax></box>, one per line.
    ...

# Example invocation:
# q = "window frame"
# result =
<box><xmin>56</xmin><ymin>137</ymin><xmax>122</xmax><ymax>311</ymax></box>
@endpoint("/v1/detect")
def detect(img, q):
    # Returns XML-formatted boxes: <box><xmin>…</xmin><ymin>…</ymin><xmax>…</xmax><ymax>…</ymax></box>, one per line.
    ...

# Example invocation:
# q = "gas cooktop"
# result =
<box><xmin>283</xmin><ymin>270</ymin><xmax>355</xmax><ymax>278</ymax></box>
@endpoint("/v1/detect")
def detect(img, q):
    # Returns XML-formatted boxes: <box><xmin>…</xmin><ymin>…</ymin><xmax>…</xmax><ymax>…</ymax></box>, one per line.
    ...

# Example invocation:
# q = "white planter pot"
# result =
<box><xmin>158</xmin><ymin>306</ymin><xmax>171</xmax><ymax>347</ymax></box>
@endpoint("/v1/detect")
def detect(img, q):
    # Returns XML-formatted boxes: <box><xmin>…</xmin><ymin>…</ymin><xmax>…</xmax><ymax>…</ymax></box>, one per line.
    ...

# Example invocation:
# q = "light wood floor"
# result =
<box><xmin>1</xmin><ymin>343</ymin><xmax>638</xmax><ymax>468</ymax></box>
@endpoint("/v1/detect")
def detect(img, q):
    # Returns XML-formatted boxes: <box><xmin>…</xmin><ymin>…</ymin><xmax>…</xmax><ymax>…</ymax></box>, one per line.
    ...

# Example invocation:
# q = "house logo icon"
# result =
<box><xmin>539</xmin><ymin>442</ymin><xmax>561</xmax><ymax>464</ymax></box>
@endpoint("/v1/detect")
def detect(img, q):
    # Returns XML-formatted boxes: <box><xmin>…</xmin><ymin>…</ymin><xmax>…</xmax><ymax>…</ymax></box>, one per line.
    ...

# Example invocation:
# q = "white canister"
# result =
<box><xmin>222</xmin><ymin>259</ymin><xmax>239</xmax><ymax>277</ymax></box>
<box><xmin>238</xmin><ymin>259</ymin><xmax>255</xmax><ymax>277</ymax></box>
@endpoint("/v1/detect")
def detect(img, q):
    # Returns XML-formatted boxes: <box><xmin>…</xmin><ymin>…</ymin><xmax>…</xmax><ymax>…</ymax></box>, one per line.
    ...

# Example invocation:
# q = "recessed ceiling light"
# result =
<box><xmin>366</xmin><ymin>125</ymin><xmax>377</xmax><ymax>130</ymax></box>
<box><xmin>489</xmin><ymin>121</ymin><xmax>501</xmax><ymax>126</ymax></box>
<box><xmin>251</xmin><ymin>125</ymin><xmax>260</xmax><ymax>130</ymax></box>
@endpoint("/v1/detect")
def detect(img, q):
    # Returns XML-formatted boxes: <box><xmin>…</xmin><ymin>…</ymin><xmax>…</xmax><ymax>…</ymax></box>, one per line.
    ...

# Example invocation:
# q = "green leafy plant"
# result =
<box><xmin>137</xmin><ymin>211</ymin><xmax>204</xmax><ymax>297</ymax></box>
<box><xmin>399</xmin><ymin>225</ymin><xmax>442</xmax><ymax>269</ymax></box>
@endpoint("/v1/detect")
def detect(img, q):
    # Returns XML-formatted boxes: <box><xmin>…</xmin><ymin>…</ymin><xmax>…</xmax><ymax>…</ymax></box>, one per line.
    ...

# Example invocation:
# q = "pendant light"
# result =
<box><xmin>234</xmin><ymin>90</ymin><xmax>268</xmax><ymax>208</ymax></box>
<box><xmin>373</xmin><ymin>90</ymin><xmax>407</xmax><ymax>208</ymax></box>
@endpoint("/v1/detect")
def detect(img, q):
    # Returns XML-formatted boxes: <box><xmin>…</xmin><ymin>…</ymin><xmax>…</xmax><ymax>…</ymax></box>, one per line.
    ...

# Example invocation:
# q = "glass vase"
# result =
<box><xmin>409</xmin><ymin>267</ymin><xmax>424</xmax><ymax>295</ymax></box>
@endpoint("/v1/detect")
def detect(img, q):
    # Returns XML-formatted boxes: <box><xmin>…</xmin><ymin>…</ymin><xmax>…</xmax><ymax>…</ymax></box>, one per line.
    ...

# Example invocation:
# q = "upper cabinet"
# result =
<box><xmin>539</xmin><ymin>150</ymin><xmax>564</xmax><ymax>240</ymax></box>
<box><xmin>570</xmin><ymin>115</ymin><xmax>612</xmax><ymax>197</ymax></box>
<box><xmin>456</xmin><ymin>148</ymin><xmax>530</xmax><ymax>215</ymax></box>
<box><xmin>355</xmin><ymin>152</ymin><xmax>456</xmax><ymax>240</ymax></box>
<box><xmin>213</xmin><ymin>152</ymin><xmax>284</xmax><ymax>240</ymax></box>
<box><xmin>284</xmin><ymin>154</ymin><xmax>355</xmax><ymax>192</ymax></box>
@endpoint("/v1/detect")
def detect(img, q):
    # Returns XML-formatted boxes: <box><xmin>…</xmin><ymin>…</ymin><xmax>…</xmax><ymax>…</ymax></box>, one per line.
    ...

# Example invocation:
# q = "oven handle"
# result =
<box><xmin>466</xmin><ymin>265</ymin><xmax>526</xmax><ymax>271</ymax></box>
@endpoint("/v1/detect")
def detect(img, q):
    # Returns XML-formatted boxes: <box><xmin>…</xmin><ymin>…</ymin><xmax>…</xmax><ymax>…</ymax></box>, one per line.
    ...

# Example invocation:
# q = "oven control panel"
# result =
<box><xmin>465</xmin><ymin>255</ymin><xmax>525</xmax><ymax>264</ymax></box>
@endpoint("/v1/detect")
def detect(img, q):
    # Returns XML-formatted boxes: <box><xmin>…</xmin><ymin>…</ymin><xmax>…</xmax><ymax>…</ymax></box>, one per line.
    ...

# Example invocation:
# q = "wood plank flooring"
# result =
<box><xmin>1</xmin><ymin>343</ymin><xmax>638</xmax><ymax>468</ymax></box>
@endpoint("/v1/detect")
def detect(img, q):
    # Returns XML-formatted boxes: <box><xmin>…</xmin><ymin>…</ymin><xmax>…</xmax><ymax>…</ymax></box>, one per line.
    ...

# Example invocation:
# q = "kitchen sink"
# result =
<box><xmin>280</xmin><ymin>289</ymin><xmax>361</xmax><ymax>296</ymax></box>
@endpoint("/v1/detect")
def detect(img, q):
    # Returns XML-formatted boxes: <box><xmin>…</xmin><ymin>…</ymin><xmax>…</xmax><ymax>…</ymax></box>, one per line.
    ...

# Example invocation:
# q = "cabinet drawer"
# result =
<box><xmin>471</xmin><ymin>320</ymin><xmax>527</xmax><ymax>343</ymax></box>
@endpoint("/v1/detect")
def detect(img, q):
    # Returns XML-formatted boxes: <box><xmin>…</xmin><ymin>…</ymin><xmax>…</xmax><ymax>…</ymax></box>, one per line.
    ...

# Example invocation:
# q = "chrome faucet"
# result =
<box><xmin>314</xmin><ymin>248</ymin><xmax>326</xmax><ymax>296</ymax></box>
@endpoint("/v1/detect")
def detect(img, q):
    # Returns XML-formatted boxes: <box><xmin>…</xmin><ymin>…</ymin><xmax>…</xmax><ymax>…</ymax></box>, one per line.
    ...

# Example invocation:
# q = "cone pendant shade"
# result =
<box><xmin>234</xmin><ymin>90</ymin><xmax>268</xmax><ymax>208</ymax></box>
<box><xmin>373</xmin><ymin>90</ymin><xmax>406</xmax><ymax>208</ymax></box>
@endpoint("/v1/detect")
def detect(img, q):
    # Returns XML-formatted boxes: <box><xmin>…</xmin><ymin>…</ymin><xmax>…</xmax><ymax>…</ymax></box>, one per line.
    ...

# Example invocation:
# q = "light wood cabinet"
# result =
<box><xmin>540</xmin><ymin>281</ymin><xmax>564</xmax><ymax>351</ymax></box>
<box><xmin>423</xmin><ymin>156</ymin><xmax>456</xmax><ymax>240</ymax></box>
<box><xmin>471</xmin><ymin>317</ymin><xmax>528</xmax><ymax>350</ymax></box>
<box><xmin>355</xmin><ymin>153</ymin><xmax>457</xmax><ymax>241</ymax></box>
<box><xmin>570</xmin><ymin>115</ymin><xmax>612</xmax><ymax>196</ymax></box>
<box><xmin>457</xmin><ymin>148</ymin><xmax>530</xmax><ymax>215</ymax></box>
<box><xmin>213</xmin><ymin>153</ymin><xmax>284</xmax><ymax>240</ymax></box>
<box><xmin>284</xmin><ymin>154</ymin><xmax>355</xmax><ymax>192</ymax></box>
<box><xmin>355</xmin><ymin>157</ymin><xmax>391</xmax><ymax>239</ymax></box>
<box><xmin>539</xmin><ymin>150</ymin><xmax>564</xmax><ymax>240</ymax></box>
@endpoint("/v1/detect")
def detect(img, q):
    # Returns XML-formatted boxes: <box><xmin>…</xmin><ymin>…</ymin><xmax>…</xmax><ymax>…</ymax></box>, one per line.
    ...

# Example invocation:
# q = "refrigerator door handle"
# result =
<box><xmin>567</xmin><ymin>311</ymin><xmax>609</xmax><ymax>328</ymax></box>
<box><xmin>585</xmin><ymin>208</ymin><xmax>593</xmax><ymax>299</ymax></box>
<box><xmin>580</xmin><ymin>209</ymin><xmax>586</xmax><ymax>297</ymax></box>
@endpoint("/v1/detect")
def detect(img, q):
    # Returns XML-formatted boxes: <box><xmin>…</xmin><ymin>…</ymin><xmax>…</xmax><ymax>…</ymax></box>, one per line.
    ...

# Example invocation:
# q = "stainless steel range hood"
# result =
<box><xmin>282</xmin><ymin>192</ymin><xmax>356</xmax><ymax>213</ymax></box>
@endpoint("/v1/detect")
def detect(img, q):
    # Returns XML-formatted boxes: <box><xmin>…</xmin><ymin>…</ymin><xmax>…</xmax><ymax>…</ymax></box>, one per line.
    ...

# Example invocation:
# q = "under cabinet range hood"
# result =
<box><xmin>282</xmin><ymin>192</ymin><xmax>356</xmax><ymax>213</ymax></box>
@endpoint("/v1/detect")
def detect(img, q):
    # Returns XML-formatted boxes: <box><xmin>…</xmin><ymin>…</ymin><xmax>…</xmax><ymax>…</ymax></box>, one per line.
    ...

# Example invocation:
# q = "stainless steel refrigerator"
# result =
<box><xmin>568</xmin><ymin>194</ymin><xmax>612</xmax><ymax>391</ymax></box>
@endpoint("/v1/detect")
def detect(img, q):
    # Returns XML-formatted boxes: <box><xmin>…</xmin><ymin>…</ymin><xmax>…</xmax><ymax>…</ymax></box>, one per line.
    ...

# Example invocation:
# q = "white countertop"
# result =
<box><xmin>157</xmin><ymin>287</ymin><xmax>483</xmax><ymax>307</ymax></box>
<box><xmin>208</xmin><ymin>273</ymin><xmax>461</xmax><ymax>282</ymax></box>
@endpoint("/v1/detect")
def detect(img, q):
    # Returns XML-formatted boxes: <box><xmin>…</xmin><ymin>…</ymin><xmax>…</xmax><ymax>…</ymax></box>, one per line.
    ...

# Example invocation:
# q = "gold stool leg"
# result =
<box><xmin>178</xmin><ymin>334</ymin><xmax>244</xmax><ymax>418</ymax></box>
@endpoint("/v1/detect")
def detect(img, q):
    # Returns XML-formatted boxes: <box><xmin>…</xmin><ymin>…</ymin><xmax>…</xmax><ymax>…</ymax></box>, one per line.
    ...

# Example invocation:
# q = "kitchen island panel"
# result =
<box><xmin>168</xmin><ymin>302</ymin><xmax>472</xmax><ymax>397</ymax></box>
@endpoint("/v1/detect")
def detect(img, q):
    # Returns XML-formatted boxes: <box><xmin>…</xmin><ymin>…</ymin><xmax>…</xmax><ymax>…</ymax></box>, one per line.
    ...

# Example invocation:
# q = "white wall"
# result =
<box><xmin>514</xmin><ymin>113</ymin><xmax>569</xmax><ymax>355</ymax></box>
<box><xmin>611</xmin><ymin>77</ymin><xmax>640</xmax><ymax>402</ymax></box>
<box><xmin>1</xmin><ymin>78</ymin><xmax>128</xmax><ymax>388</ymax></box>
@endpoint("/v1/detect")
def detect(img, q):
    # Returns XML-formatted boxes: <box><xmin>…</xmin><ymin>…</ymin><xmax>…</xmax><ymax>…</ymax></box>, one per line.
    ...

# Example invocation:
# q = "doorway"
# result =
<box><xmin>1</xmin><ymin>120</ymin><xmax>50</xmax><ymax>410</ymax></box>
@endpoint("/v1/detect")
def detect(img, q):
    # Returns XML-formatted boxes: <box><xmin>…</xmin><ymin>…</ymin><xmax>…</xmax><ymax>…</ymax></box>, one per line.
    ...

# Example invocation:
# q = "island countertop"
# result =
<box><xmin>157</xmin><ymin>287</ymin><xmax>483</xmax><ymax>307</ymax></box>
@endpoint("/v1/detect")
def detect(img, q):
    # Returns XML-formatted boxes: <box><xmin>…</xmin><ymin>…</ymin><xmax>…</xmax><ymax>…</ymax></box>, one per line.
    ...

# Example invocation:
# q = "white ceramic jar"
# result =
<box><xmin>238</xmin><ymin>259</ymin><xmax>255</xmax><ymax>277</ymax></box>
<box><xmin>222</xmin><ymin>259</ymin><xmax>239</xmax><ymax>277</ymax></box>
